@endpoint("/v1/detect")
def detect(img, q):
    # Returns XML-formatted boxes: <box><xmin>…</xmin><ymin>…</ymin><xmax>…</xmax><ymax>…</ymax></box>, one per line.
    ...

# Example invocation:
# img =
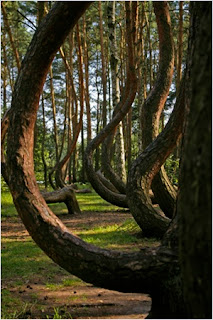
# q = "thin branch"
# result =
<box><xmin>17</xmin><ymin>9</ymin><xmax>37</xmax><ymax>30</ymax></box>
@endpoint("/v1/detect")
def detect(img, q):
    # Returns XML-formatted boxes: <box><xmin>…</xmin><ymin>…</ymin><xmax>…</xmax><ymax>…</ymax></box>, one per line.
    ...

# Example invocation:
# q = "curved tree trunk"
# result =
<box><xmin>100</xmin><ymin>2</ymin><xmax>137</xmax><ymax>195</ymax></box>
<box><xmin>3</xmin><ymin>2</ymin><xmax>210</xmax><ymax>319</ymax></box>
<box><xmin>96</xmin><ymin>170</ymin><xmax>119</xmax><ymax>193</ymax></box>
<box><xmin>107</xmin><ymin>1</ymin><xmax>126</xmax><ymax>183</ymax></box>
<box><xmin>54</xmin><ymin>27</ymin><xmax>84</xmax><ymax>189</ymax></box>
<box><xmin>4</xmin><ymin>3</ymin><xmax>176</xmax><ymax>296</ymax></box>
<box><xmin>42</xmin><ymin>186</ymin><xmax>81</xmax><ymax>215</ymax></box>
<box><xmin>84</xmin><ymin>2</ymin><xmax>137</xmax><ymax>208</ymax></box>
<box><xmin>141</xmin><ymin>2</ymin><xmax>176</xmax><ymax>219</ymax></box>
<box><xmin>127</xmin><ymin>75</ymin><xmax>185</xmax><ymax>238</ymax></box>
<box><xmin>151</xmin><ymin>166</ymin><xmax>177</xmax><ymax>219</ymax></box>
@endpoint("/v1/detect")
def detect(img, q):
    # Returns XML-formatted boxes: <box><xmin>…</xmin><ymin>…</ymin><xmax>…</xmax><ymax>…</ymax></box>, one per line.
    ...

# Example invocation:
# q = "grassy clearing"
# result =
<box><xmin>78</xmin><ymin>221</ymin><xmax>158</xmax><ymax>250</ymax></box>
<box><xmin>1</xmin><ymin>184</ymin><xmax>158</xmax><ymax>318</ymax></box>
<box><xmin>1</xmin><ymin>184</ymin><xmax>123</xmax><ymax>220</ymax></box>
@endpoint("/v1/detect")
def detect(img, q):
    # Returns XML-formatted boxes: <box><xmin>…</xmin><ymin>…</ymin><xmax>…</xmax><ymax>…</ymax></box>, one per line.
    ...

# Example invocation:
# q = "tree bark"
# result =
<box><xmin>3</xmin><ymin>2</ymin><xmax>210</xmax><ymax>319</ymax></box>
<box><xmin>178</xmin><ymin>2</ymin><xmax>212</xmax><ymax>318</ymax></box>
<box><xmin>1</xmin><ymin>2</ymin><xmax>21</xmax><ymax>71</ymax></box>
<box><xmin>84</xmin><ymin>2</ymin><xmax>137</xmax><ymax>208</ymax></box>
<box><xmin>107</xmin><ymin>1</ymin><xmax>126</xmax><ymax>182</ymax></box>
<box><xmin>176</xmin><ymin>1</ymin><xmax>183</xmax><ymax>93</ymax></box>
<box><xmin>41</xmin><ymin>94</ymin><xmax>48</xmax><ymax>189</ymax></box>
<box><xmin>98</xmin><ymin>1</ymin><xmax>107</xmax><ymax>129</ymax></box>
<box><xmin>100</xmin><ymin>2</ymin><xmax>137</xmax><ymax>195</ymax></box>
<box><xmin>141</xmin><ymin>2</ymin><xmax>176</xmax><ymax>218</ymax></box>
<box><xmin>42</xmin><ymin>186</ymin><xmax>81</xmax><ymax>215</ymax></box>
<box><xmin>127</xmin><ymin>75</ymin><xmax>185</xmax><ymax>238</ymax></box>
<box><xmin>83</xmin><ymin>15</ymin><xmax>92</xmax><ymax>144</ymax></box>
<box><xmin>54</xmin><ymin>25</ymin><xmax>84</xmax><ymax>188</ymax></box>
<box><xmin>49</xmin><ymin>65</ymin><xmax>60</xmax><ymax>163</ymax></box>
<box><xmin>4</xmin><ymin>5</ymin><xmax>175</xmax><ymax>296</ymax></box>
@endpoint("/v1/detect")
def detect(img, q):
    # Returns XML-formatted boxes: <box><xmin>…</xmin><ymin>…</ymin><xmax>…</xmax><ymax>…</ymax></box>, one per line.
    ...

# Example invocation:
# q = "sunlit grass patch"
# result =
<box><xmin>77</xmin><ymin>221</ymin><xmax>159</xmax><ymax>250</ymax></box>
<box><xmin>1</xmin><ymin>184</ymin><xmax>158</xmax><ymax>318</ymax></box>
<box><xmin>45</xmin><ymin>276</ymin><xmax>83</xmax><ymax>291</ymax></box>
<box><xmin>69</xmin><ymin>293</ymin><xmax>87</xmax><ymax>302</ymax></box>
<box><xmin>1</xmin><ymin>187</ymin><xmax>123</xmax><ymax>218</ymax></box>
<box><xmin>76</xmin><ymin>192</ymin><xmax>122</xmax><ymax>212</ymax></box>
<box><xmin>1</xmin><ymin>238</ymin><xmax>69</xmax><ymax>281</ymax></box>
<box><xmin>1</xmin><ymin>191</ymin><xmax>17</xmax><ymax>218</ymax></box>
<box><xmin>62</xmin><ymin>277</ymin><xmax>83</xmax><ymax>287</ymax></box>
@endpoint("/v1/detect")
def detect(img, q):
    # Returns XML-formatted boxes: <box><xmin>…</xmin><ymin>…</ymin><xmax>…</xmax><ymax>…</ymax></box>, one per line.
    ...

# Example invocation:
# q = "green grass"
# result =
<box><xmin>77</xmin><ymin>220</ymin><xmax>159</xmax><ymax>250</ymax></box>
<box><xmin>45</xmin><ymin>276</ymin><xmax>83</xmax><ymax>291</ymax></box>
<box><xmin>1</xmin><ymin>289</ymin><xmax>36</xmax><ymax>319</ymax></box>
<box><xmin>46</xmin><ymin>307</ymin><xmax>73</xmax><ymax>319</ymax></box>
<box><xmin>1</xmin><ymin>184</ymin><xmax>123</xmax><ymax>219</ymax></box>
<box><xmin>77</xmin><ymin>192</ymin><xmax>122</xmax><ymax>212</ymax></box>
<box><xmin>2</xmin><ymin>238</ymin><xmax>66</xmax><ymax>281</ymax></box>
<box><xmin>1</xmin><ymin>184</ymin><xmax>159</xmax><ymax>318</ymax></box>
<box><xmin>1</xmin><ymin>191</ymin><xmax>17</xmax><ymax>218</ymax></box>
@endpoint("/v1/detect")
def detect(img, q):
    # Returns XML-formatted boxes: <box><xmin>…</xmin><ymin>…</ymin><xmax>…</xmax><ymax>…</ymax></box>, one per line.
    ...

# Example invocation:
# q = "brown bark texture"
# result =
<box><xmin>141</xmin><ymin>2</ymin><xmax>177</xmax><ymax>218</ymax></box>
<box><xmin>100</xmin><ymin>2</ymin><xmax>136</xmax><ymax>195</ymax></box>
<box><xmin>178</xmin><ymin>2</ymin><xmax>212</xmax><ymax>318</ymax></box>
<box><xmin>42</xmin><ymin>186</ymin><xmax>81</xmax><ymax>215</ymax></box>
<box><xmin>83</xmin><ymin>15</ymin><xmax>92</xmax><ymax>144</ymax></box>
<box><xmin>98</xmin><ymin>1</ymin><xmax>107</xmax><ymax>129</ymax></box>
<box><xmin>1</xmin><ymin>2</ymin><xmax>21</xmax><ymax>71</ymax></box>
<box><xmin>3</xmin><ymin>2</ymin><xmax>210</xmax><ymax>318</ymax></box>
<box><xmin>3</xmin><ymin>2</ymin><xmax>177</xmax><ymax>297</ymax></box>
<box><xmin>84</xmin><ymin>2</ymin><xmax>137</xmax><ymax>208</ymax></box>
<box><xmin>54</xmin><ymin>24</ymin><xmax>84</xmax><ymax>189</ymax></box>
<box><xmin>127</xmin><ymin>74</ymin><xmax>185</xmax><ymax>238</ymax></box>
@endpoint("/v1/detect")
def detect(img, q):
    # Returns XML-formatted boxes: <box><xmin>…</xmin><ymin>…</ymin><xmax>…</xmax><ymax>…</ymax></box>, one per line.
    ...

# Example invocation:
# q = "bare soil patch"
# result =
<box><xmin>2</xmin><ymin>211</ymin><xmax>151</xmax><ymax>319</ymax></box>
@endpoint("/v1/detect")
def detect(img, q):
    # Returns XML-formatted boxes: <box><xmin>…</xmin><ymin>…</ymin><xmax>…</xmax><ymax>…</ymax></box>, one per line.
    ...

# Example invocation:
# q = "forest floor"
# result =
<box><xmin>1</xmin><ymin>190</ymin><xmax>159</xmax><ymax>319</ymax></box>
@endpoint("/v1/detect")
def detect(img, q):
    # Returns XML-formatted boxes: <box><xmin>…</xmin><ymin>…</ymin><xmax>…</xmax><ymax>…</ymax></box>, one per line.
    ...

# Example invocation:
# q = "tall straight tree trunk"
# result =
<box><xmin>54</xmin><ymin>25</ymin><xmax>85</xmax><ymax>188</ymax></box>
<box><xmin>95</xmin><ymin>57</ymin><xmax>101</xmax><ymax>172</ymax></box>
<box><xmin>67</xmin><ymin>71</ymin><xmax>73</xmax><ymax>184</ymax></box>
<box><xmin>108</xmin><ymin>1</ymin><xmax>126</xmax><ymax>182</ymax></box>
<box><xmin>1</xmin><ymin>2</ymin><xmax>21</xmax><ymax>71</ymax></box>
<box><xmin>81</xmin><ymin>125</ymin><xmax>85</xmax><ymax>182</ymax></box>
<box><xmin>137</xmin><ymin>2</ymin><xmax>147</xmax><ymax>153</ymax></box>
<box><xmin>69</xmin><ymin>31</ymin><xmax>78</xmax><ymax>183</ymax></box>
<box><xmin>84</xmin><ymin>1</ymin><xmax>137</xmax><ymax>208</ymax></box>
<box><xmin>49</xmin><ymin>66</ymin><xmax>59</xmax><ymax>163</ymax></box>
<box><xmin>174</xmin><ymin>1</ymin><xmax>184</xmax><ymax>160</ymax></box>
<box><xmin>58</xmin><ymin>93</ymin><xmax>68</xmax><ymax>162</ymax></box>
<box><xmin>141</xmin><ymin>2</ymin><xmax>176</xmax><ymax>218</ymax></box>
<box><xmin>98</xmin><ymin>1</ymin><xmax>107</xmax><ymax>129</ymax></box>
<box><xmin>41</xmin><ymin>94</ymin><xmax>48</xmax><ymax>189</ymax></box>
<box><xmin>2</xmin><ymin>29</ymin><xmax>8</xmax><ymax>114</ymax></box>
<box><xmin>83</xmin><ymin>15</ymin><xmax>92</xmax><ymax>144</ymax></box>
<box><xmin>2</xmin><ymin>21</ymin><xmax>14</xmax><ymax>92</ymax></box>
<box><xmin>76</xmin><ymin>22</ymin><xmax>85</xmax><ymax>182</ymax></box>
<box><xmin>177</xmin><ymin>1</ymin><xmax>183</xmax><ymax>93</ymax></box>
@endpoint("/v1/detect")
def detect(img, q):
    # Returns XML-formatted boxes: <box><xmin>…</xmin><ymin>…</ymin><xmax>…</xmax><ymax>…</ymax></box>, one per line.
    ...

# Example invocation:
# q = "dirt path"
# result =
<box><xmin>2</xmin><ymin>212</ymin><xmax>152</xmax><ymax>319</ymax></box>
